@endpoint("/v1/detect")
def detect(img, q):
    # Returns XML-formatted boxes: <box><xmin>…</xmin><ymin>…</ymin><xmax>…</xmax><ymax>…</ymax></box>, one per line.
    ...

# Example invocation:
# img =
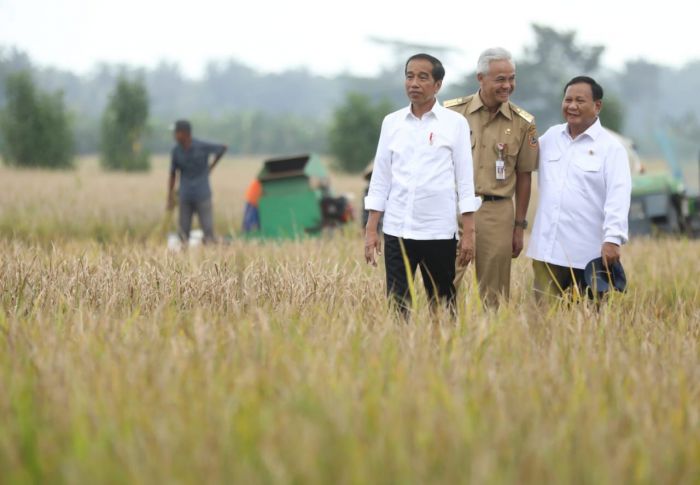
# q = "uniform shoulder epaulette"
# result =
<box><xmin>511</xmin><ymin>103</ymin><xmax>535</xmax><ymax>124</ymax></box>
<box><xmin>444</xmin><ymin>95</ymin><xmax>473</xmax><ymax>108</ymax></box>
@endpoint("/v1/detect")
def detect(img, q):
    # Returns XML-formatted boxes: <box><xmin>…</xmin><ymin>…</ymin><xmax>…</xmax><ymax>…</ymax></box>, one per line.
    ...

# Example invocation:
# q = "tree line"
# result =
<box><xmin>1</xmin><ymin>24</ymin><xmax>699</xmax><ymax>172</ymax></box>
<box><xmin>0</xmin><ymin>71</ymin><xmax>150</xmax><ymax>170</ymax></box>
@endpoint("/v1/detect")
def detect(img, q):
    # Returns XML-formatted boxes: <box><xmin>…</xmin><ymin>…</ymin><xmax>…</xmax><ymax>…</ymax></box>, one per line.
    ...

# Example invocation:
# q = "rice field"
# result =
<box><xmin>0</xmin><ymin>157</ymin><xmax>699</xmax><ymax>484</ymax></box>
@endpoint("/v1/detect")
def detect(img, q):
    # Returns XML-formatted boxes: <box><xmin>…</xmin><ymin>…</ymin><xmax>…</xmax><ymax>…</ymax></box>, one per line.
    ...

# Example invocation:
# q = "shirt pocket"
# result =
<box><xmin>503</xmin><ymin>141</ymin><xmax>520</xmax><ymax>177</ymax></box>
<box><xmin>570</xmin><ymin>155</ymin><xmax>603</xmax><ymax>193</ymax></box>
<box><xmin>433</xmin><ymin>136</ymin><xmax>454</xmax><ymax>162</ymax></box>
<box><xmin>539</xmin><ymin>149</ymin><xmax>562</xmax><ymax>182</ymax></box>
<box><xmin>427</xmin><ymin>131</ymin><xmax>452</xmax><ymax>149</ymax></box>
<box><xmin>573</xmin><ymin>155</ymin><xmax>602</xmax><ymax>173</ymax></box>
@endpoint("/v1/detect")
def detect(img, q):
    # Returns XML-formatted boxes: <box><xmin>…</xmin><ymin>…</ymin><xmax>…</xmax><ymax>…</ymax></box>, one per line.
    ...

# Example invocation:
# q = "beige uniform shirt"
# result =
<box><xmin>445</xmin><ymin>93</ymin><xmax>539</xmax><ymax>197</ymax></box>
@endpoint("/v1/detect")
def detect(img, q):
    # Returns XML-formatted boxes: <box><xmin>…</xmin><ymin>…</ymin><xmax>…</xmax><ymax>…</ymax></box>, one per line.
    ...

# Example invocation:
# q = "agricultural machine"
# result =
<box><xmin>623</xmin><ymin>131</ymin><xmax>700</xmax><ymax>237</ymax></box>
<box><xmin>252</xmin><ymin>154</ymin><xmax>354</xmax><ymax>239</ymax></box>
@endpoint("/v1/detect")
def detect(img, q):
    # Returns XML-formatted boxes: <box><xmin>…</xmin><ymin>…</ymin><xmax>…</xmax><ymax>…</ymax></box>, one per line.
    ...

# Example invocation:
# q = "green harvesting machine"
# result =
<box><xmin>254</xmin><ymin>154</ymin><xmax>354</xmax><ymax>239</ymax></box>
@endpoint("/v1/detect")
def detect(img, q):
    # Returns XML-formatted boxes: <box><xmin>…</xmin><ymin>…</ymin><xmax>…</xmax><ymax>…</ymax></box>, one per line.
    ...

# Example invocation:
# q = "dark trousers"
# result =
<box><xmin>179</xmin><ymin>197</ymin><xmax>215</xmax><ymax>243</ymax></box>
<box><xmin>384</xmin><ymin>234</ymin><xmax>457</xmax><ymax>314</ymax></box>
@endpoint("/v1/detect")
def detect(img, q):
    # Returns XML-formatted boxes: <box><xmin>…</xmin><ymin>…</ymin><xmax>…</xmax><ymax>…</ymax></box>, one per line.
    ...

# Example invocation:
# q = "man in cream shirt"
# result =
<box><xmin>527</xmin><ymin>76</ymin><xmax>632</xmax><ymax>300</ymax></box>
<box><xmin>364</xmin><ymin>53</ymin><xmax>481</xmax><ymax>315</ymax></box>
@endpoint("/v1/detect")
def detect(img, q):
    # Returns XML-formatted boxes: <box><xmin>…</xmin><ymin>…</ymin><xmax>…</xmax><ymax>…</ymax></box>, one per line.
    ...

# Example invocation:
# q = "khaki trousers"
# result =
<box><xmin>455</xmin><ymin>198</ymin><xmax>514</xmax><ymax>307</ymax></box>
<box><xmin>532</xmin><ymin>260</ymin><xmax>585</xmax><ymax>303</ymax></box>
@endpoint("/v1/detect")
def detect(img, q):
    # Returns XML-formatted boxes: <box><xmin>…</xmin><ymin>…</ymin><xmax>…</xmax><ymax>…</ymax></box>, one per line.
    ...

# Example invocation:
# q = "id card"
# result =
<box><xmin>496</xmin><ymin>159</ymin><xmax>506</xmax><ymax>180</ymax></box>
<box><xmin>496</xmin><ymin>143</ymin><xmax>506</xmax><ymax>181</ymax></box>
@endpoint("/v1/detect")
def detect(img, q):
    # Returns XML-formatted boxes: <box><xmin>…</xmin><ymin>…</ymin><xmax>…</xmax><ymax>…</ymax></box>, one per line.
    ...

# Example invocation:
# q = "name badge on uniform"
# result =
<box><xmin>496</xmin><ymin>143</ymin><xmax>506</xmax><ymax>181</ymax></box>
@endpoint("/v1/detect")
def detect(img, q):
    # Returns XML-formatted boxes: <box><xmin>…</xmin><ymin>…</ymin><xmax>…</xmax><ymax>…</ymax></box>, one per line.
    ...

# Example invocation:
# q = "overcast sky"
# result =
<box><xmin>0</xmin><ymin>0</ymin><xmax>696</xmax><ymax>80</ymax></box>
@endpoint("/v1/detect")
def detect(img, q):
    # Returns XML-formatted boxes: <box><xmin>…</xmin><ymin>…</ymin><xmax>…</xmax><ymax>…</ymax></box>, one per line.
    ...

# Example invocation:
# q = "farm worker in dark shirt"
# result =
<box><xmin>167</xmin><ymin>120</ymin><xmax>227</xmax><ymax>244</ymax></box>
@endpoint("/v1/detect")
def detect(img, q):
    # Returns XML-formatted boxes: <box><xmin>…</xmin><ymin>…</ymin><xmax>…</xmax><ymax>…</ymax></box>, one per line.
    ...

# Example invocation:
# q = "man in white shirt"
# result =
<box><xmin>364</xmin><ymin>53</ymin><xmax>482</xmax><ymax>314</ymax></box>
<box><xmin>527</xmin><ymin>76</ymin><xmax>632</xmax><ymax>300</ymax></box>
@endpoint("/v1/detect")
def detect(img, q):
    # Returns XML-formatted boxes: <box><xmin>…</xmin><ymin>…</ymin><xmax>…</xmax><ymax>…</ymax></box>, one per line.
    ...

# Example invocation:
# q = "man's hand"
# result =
<box><xmin>512</xmin><ymin>227</ymin><xmax>524</xmax><ymax>258</ymax></box>
<box><xmin>601</xmin><ymin>242</ymin><xmax>621</xmax><ymax>268</ymax></box>
<box><xmin>364</xmin><ymin>229</ymin><xmax>382</xmax><ymax>267</ymax></box>
<box><xmin>364</xmin><ymin>210</ymin><xmax>383</xmax><ymax>267</ymax></box>
<box><xmin>457</xmin><ymin>212</ymin><xmax>475</xmax><ymax>267</ymax></box>
<box><xmin>457</xmin><ymin>234</ymin><xmax>474</xmax><ymax>267</ymax></box>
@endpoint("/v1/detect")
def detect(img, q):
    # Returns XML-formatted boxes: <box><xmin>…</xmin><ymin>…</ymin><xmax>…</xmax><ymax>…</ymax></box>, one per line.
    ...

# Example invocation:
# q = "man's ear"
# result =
<box><xmin>435</xmin><ymin>80</ymin><xmax>443</xmax><ymax>92</ymax></box>
<box><xmin>595</xmin><ymin>99</ymin><xmax>603</xmax><ymax>115</ymax></box>
<box><xmin>477</xmin><ymin>72</ymin><xmax>484</xmax><ymax>84</ymax></box>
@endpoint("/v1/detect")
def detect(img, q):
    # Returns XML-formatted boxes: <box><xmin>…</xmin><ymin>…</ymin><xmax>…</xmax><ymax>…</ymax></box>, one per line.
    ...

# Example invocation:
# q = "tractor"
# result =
<box><xmin>622</xmin><ymin>130</ymin><xmax>700</xmax><ymax>237</ymax></box>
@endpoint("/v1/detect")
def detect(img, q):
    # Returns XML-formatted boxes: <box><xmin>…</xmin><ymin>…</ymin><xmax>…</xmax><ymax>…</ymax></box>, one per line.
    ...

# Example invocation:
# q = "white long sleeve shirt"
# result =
<box><xmin>364</xmin><ymin>102</ymin><xmax>482</xmax><ymax>240</ymax></box>
<box><xmin>527</xmin><ymin>119</ymin><xmax>632</xmax><ymax>269</ymax></box>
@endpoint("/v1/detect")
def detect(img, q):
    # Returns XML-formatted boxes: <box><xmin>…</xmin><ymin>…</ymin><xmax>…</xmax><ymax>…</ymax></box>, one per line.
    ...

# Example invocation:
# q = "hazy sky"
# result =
<box><xmin>0</xmin><ymin>0</ymin><xmax>696</xmax><ymax>80</ymax></box>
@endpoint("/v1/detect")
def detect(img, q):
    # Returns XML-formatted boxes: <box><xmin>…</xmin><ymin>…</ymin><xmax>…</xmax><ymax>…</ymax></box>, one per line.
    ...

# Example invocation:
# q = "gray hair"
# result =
<box><xmin>476</xmin><ymin>47</ymin><xmax>515</xmax><ymax>75</ymax></box>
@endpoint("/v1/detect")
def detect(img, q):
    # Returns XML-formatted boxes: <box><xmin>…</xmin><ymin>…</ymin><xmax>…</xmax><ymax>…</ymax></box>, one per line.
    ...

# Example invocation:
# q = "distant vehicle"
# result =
<box><xmin>250</xmin><ymin>154</ymin><xmax>354</xmax><ymax>240</ymax></box>
<box><xmin>622</xmin><ymin>130</ymin><xmax>700</xmax><ymax>237</ymax></box>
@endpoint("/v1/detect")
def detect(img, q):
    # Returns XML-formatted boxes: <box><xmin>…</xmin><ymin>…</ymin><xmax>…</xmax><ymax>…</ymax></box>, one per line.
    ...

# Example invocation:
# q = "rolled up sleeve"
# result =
<box><xmin>603</xmin><ymin>144</ymin><xmax>632</xmax><ymax>245</ymax></box>
<box><xmin>364</xmin><ymin>117</ymin><xmax>392</xmax><ymax>212</ymax></box>
<box><xmin>453</xmin><ymin>118</ymin><xmax>482</xmax><ymax>214</ymax></box>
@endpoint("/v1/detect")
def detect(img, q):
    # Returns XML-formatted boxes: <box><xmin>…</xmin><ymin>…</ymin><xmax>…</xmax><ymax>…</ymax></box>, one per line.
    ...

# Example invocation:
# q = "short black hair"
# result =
<box><xmin>405</xmin><ymin>53</ymin><xmax>445</xmax><ymax>82</ymax></box>
<box><xmin>564</xmin><ymin>76</ymin><xmax>604</xmax><ymax>101</ymax></box>
<box><xmin>174</xmin><ymin>119</ymin><xmax>192</xmax><ymax>134</ymax></box>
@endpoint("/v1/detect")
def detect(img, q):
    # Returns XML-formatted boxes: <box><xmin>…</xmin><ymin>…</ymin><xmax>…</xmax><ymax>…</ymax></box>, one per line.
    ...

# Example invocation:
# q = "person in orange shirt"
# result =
<box><xmin>243</xmin><ymin>179</ymin><xmax>262</xmax><ymax>232</ymax></box>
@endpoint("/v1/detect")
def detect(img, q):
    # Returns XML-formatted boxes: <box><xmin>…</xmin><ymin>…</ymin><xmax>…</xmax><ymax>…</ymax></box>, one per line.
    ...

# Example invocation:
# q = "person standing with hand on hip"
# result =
<box><xmin>364</xmin><ymin>53</ymin><xmax>481</xmax><ymax>316</ymax></box>
<box><xmin>167</xmin><ymin>120</ymin><xmax>227</xmax><ymax>245</ymax></box>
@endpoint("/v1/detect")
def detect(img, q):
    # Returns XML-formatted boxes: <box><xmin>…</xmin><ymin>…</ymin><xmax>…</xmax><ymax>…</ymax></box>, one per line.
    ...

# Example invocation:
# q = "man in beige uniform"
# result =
<box><xmin>445</xmin><ymin>47</ymin><xmax>539</xmax><ymax>307</ymax></box>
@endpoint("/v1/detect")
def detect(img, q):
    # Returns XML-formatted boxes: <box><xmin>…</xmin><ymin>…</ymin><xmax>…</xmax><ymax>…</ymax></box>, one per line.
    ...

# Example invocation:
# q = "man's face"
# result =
<box><xmin>477</xmin><ymin>60</ymin><xmax>516</xmax><ymax>106</ymax></box>
<box><xmin>405</xmin><ymin>59</ymin><xmax>442</xmax><ymax>105</ymax></box>
<box><xmin>562</xmin><ymin>83</ymin><xmax>602</xmax><ymax>134</ymax></box>
<box><xmin>174</xmin><ymin>129</ymin><xmax>190</xmax><ymax>146</ymax></box>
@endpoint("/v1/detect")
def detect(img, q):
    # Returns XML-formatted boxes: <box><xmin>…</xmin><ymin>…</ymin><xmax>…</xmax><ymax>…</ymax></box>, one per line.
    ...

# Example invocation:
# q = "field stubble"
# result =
<box><xmin>0</xmin><ymin>158</ymin><xmax>699</xmax><ymax>484</ymax></box>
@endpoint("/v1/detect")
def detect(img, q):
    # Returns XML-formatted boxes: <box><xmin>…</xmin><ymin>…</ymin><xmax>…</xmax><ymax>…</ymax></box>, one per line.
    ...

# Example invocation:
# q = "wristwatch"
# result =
<box><xmin>514</xmin><ymin>220</ymin><xmax>528</xmax><ymax>229</ymax></box>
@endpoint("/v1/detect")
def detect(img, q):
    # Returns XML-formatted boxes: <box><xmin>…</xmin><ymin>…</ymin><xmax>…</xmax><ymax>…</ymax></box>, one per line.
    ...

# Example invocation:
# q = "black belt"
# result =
<box><xmin>479</xmin><ymin>195</ymin><xmax>507</xmax><ymax>202</ymax></box>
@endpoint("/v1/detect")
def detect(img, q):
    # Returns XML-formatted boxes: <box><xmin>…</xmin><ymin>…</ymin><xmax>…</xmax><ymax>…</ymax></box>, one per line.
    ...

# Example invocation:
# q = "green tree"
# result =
<box><xmin>100</xmin><ymin>76</ymin><xmax>150</xmax><ymax>171</ymax></box>
<box><xmin>329</xmin><ymin>93</ymin><xmax>393</xmax><ymax>173</ymax></box>
<box><xmin>0</xmin><ymin>71</ymin><xmax>74</xmax><ymax>168</ymax></box>
<box><xmin>513</xmin><ymin>24</ymin><xmax>605</xmax><ymax>130</ymax></box>
<box><xmin>616</xmin><ymin>60</ymin><xmax>661</xmax><ymax>151</ymax></box>
<box><xmin>600</xmin><ymin>94</ymin><xmax>625</xmax><ymax>133</ymax></box>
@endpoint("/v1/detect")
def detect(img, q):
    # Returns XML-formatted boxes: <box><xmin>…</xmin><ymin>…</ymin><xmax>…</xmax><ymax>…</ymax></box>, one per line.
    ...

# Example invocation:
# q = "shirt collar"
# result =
<box><xmin>404</xmin><ymin>98</ymin><xmax>443</xmax><ymax>120</ymax></box>
<box><xmin>562</xmin><ymin>118</ymin><xmax>603</xmax><ymax>141</ymax></box>
<box><xmin>468</xmin><ymin>91</ymin><xmax>512</xmax><ymax>120</ymax></box>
